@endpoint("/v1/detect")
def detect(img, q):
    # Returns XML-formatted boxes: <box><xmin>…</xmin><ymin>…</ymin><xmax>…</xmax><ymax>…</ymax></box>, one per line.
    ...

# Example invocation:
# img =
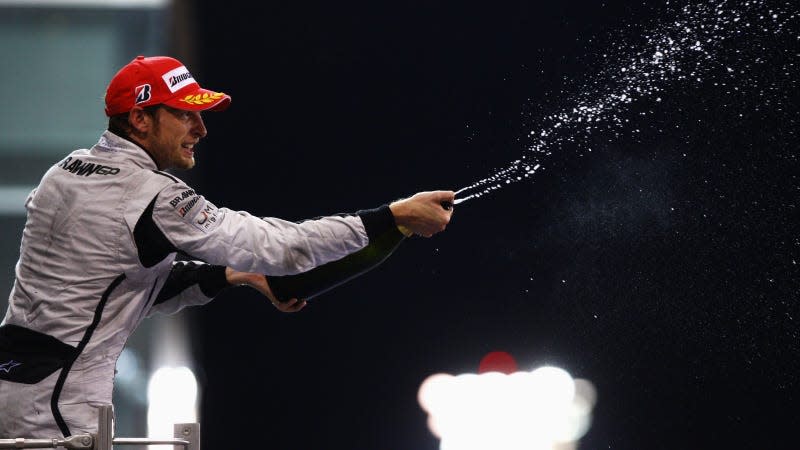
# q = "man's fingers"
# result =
<box><xmin>273</xmin><ymin>297</ymin><xmax>307</xmax><ymax>312</ymax></box>
<box><xmin>391</xmin><ymin>190</ymin><xmax>455</xmax><ymax>237</ymax></box>
<box><xmin>286</xmin><ymin>299</ymin><xmax>307</xmax><ymax>312</ymax></box>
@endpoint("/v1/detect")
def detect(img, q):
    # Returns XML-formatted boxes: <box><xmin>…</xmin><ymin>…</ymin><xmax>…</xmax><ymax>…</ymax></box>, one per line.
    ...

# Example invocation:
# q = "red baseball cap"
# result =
<box><xmin>104</xmin><ymin>55</ymin><xmax>231</xmax><ymax>116</ymax></box>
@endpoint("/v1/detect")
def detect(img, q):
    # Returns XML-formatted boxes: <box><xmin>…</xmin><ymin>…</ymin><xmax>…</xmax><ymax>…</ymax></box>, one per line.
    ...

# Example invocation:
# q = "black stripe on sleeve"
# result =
<box><xmin>152</xmin><ymin>170</ymin><xmax>179</xmax><ymax>182</ymax></box>
<box><xmin>134</xmin><ymin>195</ymin><xmax>178</xmax><ymax>268</ymax></box>
<box><xmin>154</xmin><ymin>261</ymin><xmax>230</xmax><ymax>305</ymax></box>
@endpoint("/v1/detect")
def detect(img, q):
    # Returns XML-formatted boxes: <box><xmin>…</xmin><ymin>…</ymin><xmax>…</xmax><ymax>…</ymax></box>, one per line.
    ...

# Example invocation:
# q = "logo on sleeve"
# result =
<box><xmin>192</xmin><ymin>202</ymin><xmax>221</xmax><ymax>233</ymax></box>
<box><xmin>169</xmin><ymin>189</ymin><xmax>198</xmax><ymax>215</ymax></box>
<box><xmin>0</xmin><ymin>360</ymin><xmax>22</xmax><ymax>373</ymax></box>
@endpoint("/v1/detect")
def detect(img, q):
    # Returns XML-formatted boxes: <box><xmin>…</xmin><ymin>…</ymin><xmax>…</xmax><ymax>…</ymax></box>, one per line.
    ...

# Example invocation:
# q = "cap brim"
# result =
<box><xmin>163</xmin><ymin>88</ymin><xmax>231</xmax><ymax>112</ymax></box>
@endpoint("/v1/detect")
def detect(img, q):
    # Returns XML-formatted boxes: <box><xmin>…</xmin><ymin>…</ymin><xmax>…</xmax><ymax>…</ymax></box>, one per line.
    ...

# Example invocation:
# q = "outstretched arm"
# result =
<box><xmin>148</xmin><ymin>261</ymin><xmax>305</xmax><ymax>316</ymax></box>
<box><xmin>151</xmin><ymin>190</ymin><xmax>454</xmax><ymax>312</ymax></box>
<box><xmin>266</xmin><ymin>190</ymin><xmax>456</xmax><ymax>302</ymax></box>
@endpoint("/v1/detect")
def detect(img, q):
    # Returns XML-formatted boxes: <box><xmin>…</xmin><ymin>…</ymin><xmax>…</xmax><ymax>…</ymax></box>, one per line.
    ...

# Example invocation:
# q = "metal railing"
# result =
<box><xmin>0</xmin><ymin>405</ymin><xmax>199</xmax><ymax>450</ymax></box>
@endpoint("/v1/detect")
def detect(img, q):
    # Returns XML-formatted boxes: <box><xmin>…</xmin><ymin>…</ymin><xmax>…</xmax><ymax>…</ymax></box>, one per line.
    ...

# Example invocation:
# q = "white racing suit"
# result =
<box><xmin>0</xmin><ymin>131</ymin><xmax>397</xmax><ymax>438</ymax></box>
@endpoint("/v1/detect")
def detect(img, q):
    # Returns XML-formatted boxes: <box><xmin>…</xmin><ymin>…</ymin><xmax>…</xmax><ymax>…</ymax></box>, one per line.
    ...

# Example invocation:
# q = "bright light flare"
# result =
<box><xmin>418</xmin><ymin>366</ymin><xmax>596</xmax><ymax>450</ymax></box>
<box><xmin>147</xmin><ymin>366</ymin><xmax>198</xmax><ymax>449</ymax></box>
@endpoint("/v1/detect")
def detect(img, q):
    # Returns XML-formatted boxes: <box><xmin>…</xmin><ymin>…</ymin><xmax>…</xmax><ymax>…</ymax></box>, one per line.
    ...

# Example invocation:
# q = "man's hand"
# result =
<box><xmin>389</xmin><ymin>190</ymin><xmax>455</xmax><ymax>237</ymax></box>
<box><xmin>225</xmin><ymin>268</ymin><xmax>307</xmax><ymax>312</ymax></box>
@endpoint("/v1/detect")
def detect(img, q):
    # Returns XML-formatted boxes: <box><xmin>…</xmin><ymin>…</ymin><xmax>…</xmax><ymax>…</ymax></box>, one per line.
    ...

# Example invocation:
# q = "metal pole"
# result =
<box><xmin>111</xmin><ymin>438</ymin><xmax>189</xmax><ymax>447</ymax></box>
<box><xmin>0</xmin><ymin>404</ymin><xmax>200</xmax><ymax>450</ymax></box>
<box><xmin>0</xmin><ymin>436</ymin><xmax>92</xmax><ymax>449</ymax></box>
<box><xmin>0</xmin><ymin>436</ymin><xmax>193</xmax><ymax>449</ymax></box>
<box><xmin>94</xmin><ymin>405</ymin><xmax>113</xmax><ymax>450</ymax></box>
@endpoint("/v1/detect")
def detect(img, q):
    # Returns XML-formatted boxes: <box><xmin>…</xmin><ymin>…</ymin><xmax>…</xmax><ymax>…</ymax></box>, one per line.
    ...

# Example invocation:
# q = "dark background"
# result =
<box><xmin>186</xmin><ymin>1</ymin><xmax>798</xmax><ymax>449</ymax></box>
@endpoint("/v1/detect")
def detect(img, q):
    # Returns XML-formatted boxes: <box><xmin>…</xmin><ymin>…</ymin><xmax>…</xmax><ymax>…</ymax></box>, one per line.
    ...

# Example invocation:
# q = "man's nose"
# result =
<box><xmin>191</xmin><ymin>112</ymin><xmax>207</xmax><ymax>137</ymax></box>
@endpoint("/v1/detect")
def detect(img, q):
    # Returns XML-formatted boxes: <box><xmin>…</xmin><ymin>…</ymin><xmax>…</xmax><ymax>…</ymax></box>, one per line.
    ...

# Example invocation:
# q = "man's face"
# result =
<box><xmin>147</xmin><ymin>105</ymin><xmax>207</xmax><ymax>170</ymax></box>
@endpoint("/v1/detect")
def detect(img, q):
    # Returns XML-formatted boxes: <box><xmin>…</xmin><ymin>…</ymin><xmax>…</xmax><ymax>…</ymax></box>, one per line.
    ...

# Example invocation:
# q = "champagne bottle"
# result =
<box><xmin>266</xmin><ymin>200</ymin><xmax>452</xmax><ymax>301</ymax></box>
<box><xmin>266</xmin><ymin>226</ymin><xmax>408</xmax><ymax>302</ymax></box>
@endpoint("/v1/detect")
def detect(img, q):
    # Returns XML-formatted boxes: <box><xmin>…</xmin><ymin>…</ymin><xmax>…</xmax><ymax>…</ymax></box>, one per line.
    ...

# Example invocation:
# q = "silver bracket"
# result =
<box><xmin>0</xmin><ymin>404</ymin><xmax>200</xmax><ymax>450</ymax></box>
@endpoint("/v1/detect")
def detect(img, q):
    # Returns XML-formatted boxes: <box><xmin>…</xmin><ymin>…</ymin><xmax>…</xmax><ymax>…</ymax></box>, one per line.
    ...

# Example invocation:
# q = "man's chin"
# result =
<box><xmin>174</xmin><ymin>158</ymin><xmax>196</xmax><ymax>171</ymax></box>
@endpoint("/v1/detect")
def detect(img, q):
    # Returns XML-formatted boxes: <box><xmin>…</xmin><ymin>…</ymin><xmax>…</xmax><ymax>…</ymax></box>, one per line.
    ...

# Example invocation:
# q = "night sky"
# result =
<box><xmin>187</xmin><ymin>1</ymin><xmax>798</xmax><ymax>449</ymax></box>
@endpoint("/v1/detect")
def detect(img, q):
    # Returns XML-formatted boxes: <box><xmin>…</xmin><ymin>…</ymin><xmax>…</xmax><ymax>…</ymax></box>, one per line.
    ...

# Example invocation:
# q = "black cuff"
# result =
<box><xmin>356</xmin><ymin>204</ymin><xmax>396</xmax><ymax>242</ymax></box>
<box><xmin>198</xmin><ymin>265</ymin><xmax>231</xmax><ymax>297</ymax></box>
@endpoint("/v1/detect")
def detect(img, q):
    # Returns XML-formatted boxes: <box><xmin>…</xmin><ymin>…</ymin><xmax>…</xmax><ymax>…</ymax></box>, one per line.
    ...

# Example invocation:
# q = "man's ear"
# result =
<box><xmin>128</xmin><ymin>106</ymin><xmax>153</xmax><ymax>134</ymax></box>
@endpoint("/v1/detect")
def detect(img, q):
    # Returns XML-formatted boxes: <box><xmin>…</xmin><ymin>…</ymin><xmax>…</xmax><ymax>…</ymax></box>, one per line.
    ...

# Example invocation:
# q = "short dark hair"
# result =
<box><xmin>107</xmin><ymin>104</ymin><xmax>162</xmax><ymax>139</ymax></box>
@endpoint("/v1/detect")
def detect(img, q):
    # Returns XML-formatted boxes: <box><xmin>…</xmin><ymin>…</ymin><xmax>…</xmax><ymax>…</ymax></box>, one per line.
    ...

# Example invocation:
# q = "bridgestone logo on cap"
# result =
<box><xmin>135</xmin><ymin>84</ymin><xmax>152</xmax><ymax>104</ymax></box>
<box><xmin>162</xmin><ymin>66</ymin><xmax>196</xmax><ymax>93</ymax></box>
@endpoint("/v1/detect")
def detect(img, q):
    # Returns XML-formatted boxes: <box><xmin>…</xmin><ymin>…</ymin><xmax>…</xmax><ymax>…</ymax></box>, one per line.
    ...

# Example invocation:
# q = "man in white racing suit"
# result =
<box><xmin>0</xmin><ymin>55</ymin><xmax>454</xmax><ymax>439</ymax></box>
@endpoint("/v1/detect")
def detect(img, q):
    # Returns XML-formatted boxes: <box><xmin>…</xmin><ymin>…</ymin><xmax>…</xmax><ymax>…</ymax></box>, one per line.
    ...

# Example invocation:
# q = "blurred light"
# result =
<box><xmin>0</xmin><ymin>0</ymin><xmax>168</xmax><ymax>8</ymax></box>
<box><xmin>115</xmin><ymin>348</ymin><xmax>142</xmax><ymax>386</ymax></box>
<box><xmin>147</xmin><ymin>366</ymin><xmax>197</xmax><ymax>449</ymax></box>
<box><xmin>418</xmin><ymin>365</ymin><xmax>596</xmax><ymax>450</ymax></box>
<box><xmin>478</xmin><ymin>351</ymin><xmax>519</xmax><ymax>374</ymax></box>
<box><xmin>0</xmin><ymin>186</ymin><xmax>34</xmax><ymax>216</ymax></box>
<box><xmin>115</xmin><ymin>348</ymin><xmax>148</xmax><ymax>405</ymax></box>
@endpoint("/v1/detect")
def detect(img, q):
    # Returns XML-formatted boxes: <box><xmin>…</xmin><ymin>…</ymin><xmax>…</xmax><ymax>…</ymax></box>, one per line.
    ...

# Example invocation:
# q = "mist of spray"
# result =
<box><xmin>454</xmin><ymin>0</ymin><xmax>798</xmax><ymax>205</ymax></box>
